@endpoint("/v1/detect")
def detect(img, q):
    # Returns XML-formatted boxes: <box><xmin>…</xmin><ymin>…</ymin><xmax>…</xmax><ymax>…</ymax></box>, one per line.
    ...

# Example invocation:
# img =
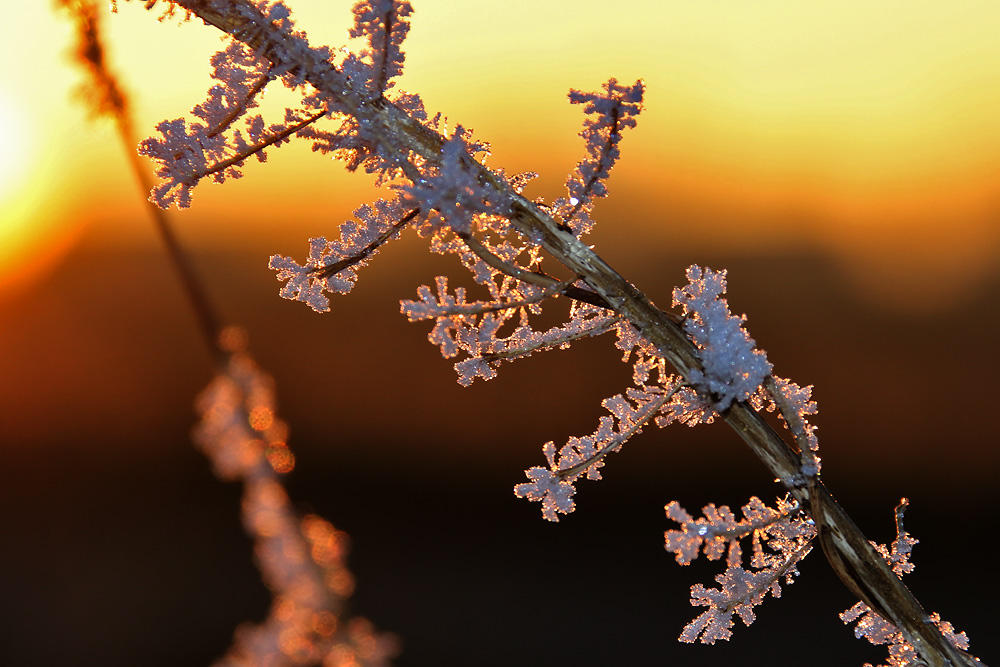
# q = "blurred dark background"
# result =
<box><xmin>1</xmin><ymin>226</ymin><xmax>996</xmax><ymax>666</ymax></box>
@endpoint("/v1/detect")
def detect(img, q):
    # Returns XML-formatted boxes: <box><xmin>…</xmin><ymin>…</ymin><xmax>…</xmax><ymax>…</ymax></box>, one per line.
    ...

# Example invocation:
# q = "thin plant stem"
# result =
<box><xmin>121</xmin><ymin>120</ymin><xmax>229</xmax><ymax>367</ymax></box>
<box><xmin>56</xmin><ymin>0</ymin><xmax>228</xmax><ymax>366</ymax></box>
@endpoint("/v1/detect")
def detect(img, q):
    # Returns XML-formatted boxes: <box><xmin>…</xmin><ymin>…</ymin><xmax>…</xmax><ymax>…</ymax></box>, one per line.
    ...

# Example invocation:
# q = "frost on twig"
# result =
<box><xmin>841</xmin><ymin>605</ymin><xmax>971</xmax><ymax>667</ymax></box>
<box><xmin>133</xmin><ymin>3</ymin><xmax>982</xmax><ymax>665</ymax></box>
<box><xmin>673</xmin><ymin>266</ymin><xmax>772</xmax><ymax>411</ymax></box>
<box><xmin>269</xmin><ymin>197</ymin><xmax>411</xmax><ymax>312</ymax></box>
<box><xmin>401</xmin><ymin>275</ymin><xmax>574</xmax><ymax>320</ymax></box>
<box><xmin>346</xmin><ymin>0</ymin><xmax>413</xmax><ymax>97</ymax></box>
<box><xmin>555</xmin><ymin>78</ymin><xmax>645</xmax><ymax>236</ymax></box>
<box><xmin>515</xmin><ymin>381</ymin><xmax>689</xmax><ymax>521</ymax></box>
<box><xmin>407</xmin><ymin>289</ymin><xmax>619</xmax><ymax>386</ymax></box>
<box><xmin>138</xmin><ymin>38</ymin><xmax>331</xmax><ymax>208</ymax></box>
<box><xmin>194</xmin><ymin>333</ymin><xmax>397</xmax><ymax>666</ymax></box>
<box><xmin>663</xmin><ymin>495</ymin><xmax>816</xmax><ymax>644</ymax></box>
<box><xmin>839</xmin><ymin>499</ymin><xmax>971</xmax><ymax>667</ymax></box>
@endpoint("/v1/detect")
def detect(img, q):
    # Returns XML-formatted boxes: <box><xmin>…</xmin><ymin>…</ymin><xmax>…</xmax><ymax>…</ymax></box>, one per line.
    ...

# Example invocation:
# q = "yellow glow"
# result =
<box><xmin>0</xmin><ymin>92</ymin><xmax>29</xmax><ymax>205</ymax></box>
<box><xmin>3</xmin><ymin>0</ymin><xmax>1000</xmax><ymax>307</ymax></box>
<box><xmin>0</xmin><ymin>85</ymin><xmax>83</xmax><ymax>295</ymax></box>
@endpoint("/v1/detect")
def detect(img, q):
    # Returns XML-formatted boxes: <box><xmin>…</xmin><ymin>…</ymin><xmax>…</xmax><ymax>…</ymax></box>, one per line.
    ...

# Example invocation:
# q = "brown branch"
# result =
<box><xmin>706</xmin><ymin>500</ymin><xmax>803</xmax><ymax>544</ymax></box>
<box><xmin>457</xmin><ymin>231</ymin><xmax>614</xmax><ymax>310</ymax></box>
<box><xmin>479</xmin><ymin>315</ymin><xmax>619</xmax><ymax>363</ymax></box>
<box><xmin>554</xmin><ymin>383</ymin><xmax>681</xmax><ymax>481</ymax></box>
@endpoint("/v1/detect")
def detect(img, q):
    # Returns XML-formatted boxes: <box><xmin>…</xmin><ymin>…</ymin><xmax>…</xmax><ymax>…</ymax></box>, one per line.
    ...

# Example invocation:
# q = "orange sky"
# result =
<box><xmin>3</xmin><ymin>0</ymin><xmax>1000</xmax><ymax>309</ymax></box>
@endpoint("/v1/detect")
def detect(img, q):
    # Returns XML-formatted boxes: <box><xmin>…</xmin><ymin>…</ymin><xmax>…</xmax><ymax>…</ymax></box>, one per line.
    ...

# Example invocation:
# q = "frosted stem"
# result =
<box><xmin>193</xmin><ymin>108</ymin><xmax>326</xmax><ymax>181</ymax></box>
<box><xmin>564</xmin><ymin>101</ymin><xmax>619</xmax><ymax>223</ymax></box>
<box><xmin>410</xmin><ymin>278</ymin><xmax>576</xmax><ymax>320</ymax></box>
<box><xmin>205</xmin><ymin>70</ymin><xmax>272</xmax><ymax>139</ymax></box>
<box><xmin>556</xmin><ymin>383</ymin><xmax>681</xmax><ymax>480</ymax></box>
<box><xmin>709</xmin><ymin>501</ymin><xmax>800</xmax><ymax>543</ymax></box>
<box><xmin>140</xmin><ymin>4</ymin><xmax>981</xmax><ymax>665</ymax></box>
<box><xmin>314</xmin><ymin>208</ymin><xmax>418</xmax><ymax>278</ymax></box>
<box><xmin>723</xmin><ymin>540</ymin><xmax>813</xmax><ymax>615</ymax></box>
<box><xmin>481</xmin><ymin>316</ymin><xmax>618</xmax><ymax>362</ymax></box>
<box><xmin>458</xmin><ymin>231</ymin><xmax>611</xmax><ymax>309</ymax></box>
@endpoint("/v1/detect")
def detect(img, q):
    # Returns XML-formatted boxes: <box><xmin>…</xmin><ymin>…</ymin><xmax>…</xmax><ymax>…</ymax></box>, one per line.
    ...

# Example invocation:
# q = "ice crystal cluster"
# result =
<box><xmin>672</xmin><ymin>266</ymin><xmax>772</xmax><ymax>411</ymax></box>
<box><xmin>663</xmin><ymin>496</ymin><xmax>816</xmax><ymax>643</ymax></box>
<box><xmin>130</xmin><ymin>1</ymin><xmax>980</xmax><ymax>665</ymax></box>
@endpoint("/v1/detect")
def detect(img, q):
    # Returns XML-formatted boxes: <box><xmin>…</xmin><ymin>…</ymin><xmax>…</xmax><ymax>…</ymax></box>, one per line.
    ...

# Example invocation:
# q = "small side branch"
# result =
<box><xmin>314</xmin><ymin>208</ymin><xmax>418</xmax><ymax>278</ymax></box>
<box><xmin>458</xmin><ymin>231</ymin><xmax>612</xmax><ymax>310</ymax></box>
<box><xmin>194</xmin><ymin>108</ymin><xmax>327</xmax><ymax>181</ymax></box>
<box><xmin>709</xmin><ymin>501</ymin><xmax>802</xmax><ymax>544</ymax></box>
<box><xmin>373</xmin><ymin>4</ymin><xmax>396</xmax><ymax>95</ymax></box>
<box><xmin>205</xmin><ymin>69</ymin><xmax>272</xmax><ymax>139</ymax></box>
<box><xmin>564</xmin><ymin>103</ymin><xmax>620</xmax><ymax>223</ymax></box>
<box><xmin>555</xmin><ymin>383</ymin><xmax>682</xmax><ymax>480</ymax></box>
<box><xmin>405</xmin><ymin>277</ymin><xmax>577</xmax><ymax>321</ymax></box>
<box><xmin>481</xmin><ymin>316</ymin><xmax>619</xmax><ymax>362</ymax></box>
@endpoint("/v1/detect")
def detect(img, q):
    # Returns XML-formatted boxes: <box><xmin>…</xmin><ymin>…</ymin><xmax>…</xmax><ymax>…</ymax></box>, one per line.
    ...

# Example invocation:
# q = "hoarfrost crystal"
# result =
<box><xmin>673</xmin><ymin>266</ymin><xmax>772</xmax><ymax>411</ymax></box>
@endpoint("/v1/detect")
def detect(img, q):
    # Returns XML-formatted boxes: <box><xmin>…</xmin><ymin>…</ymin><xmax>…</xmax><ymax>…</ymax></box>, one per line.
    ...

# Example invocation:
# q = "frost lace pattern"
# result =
<box><xmin>122</xmin><ymin>2</ymin><xmax>982</xmax><ymax>666</ymax></box>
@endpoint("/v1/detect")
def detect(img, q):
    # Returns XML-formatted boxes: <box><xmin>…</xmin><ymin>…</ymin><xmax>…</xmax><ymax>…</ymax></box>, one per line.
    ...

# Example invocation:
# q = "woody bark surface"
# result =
<box><xmin>161</xmin><ymin>2</ymin><xmax>979</xmax><ymax>665</ymax></box>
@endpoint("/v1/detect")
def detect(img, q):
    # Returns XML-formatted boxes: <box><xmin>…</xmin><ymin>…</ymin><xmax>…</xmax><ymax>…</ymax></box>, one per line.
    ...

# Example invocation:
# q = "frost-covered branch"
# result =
<box><xmin>514</xmin><ymin>383</ymin><xmax>683</xmax><ymax>521</ymax></box>
<box><xmin>268</xmin><ymin>197</ymin><xmax>412</xmax><ymax>312</ymax></box>
<box><xmin>839</xmin><ymin>500</ymin><xmax>969</xmax><ymax>667</ymax></box>
<box><xmin>348</xmin><ymin>0</ymin><xmax>412</xmax><ymax>97</ymax></box>
<box><xmin>664</xmin><ymin>496</ymin><xmax>805</xmax><ymax>565</ymax></box>
<box><xmin>681</xmin><ymin>539</ymin><xmax>814</xmax><ymax>645</ymax></box>
<box><xmin>313</xmin><ymin>208</ymin><xmax>419</xmax><ymax>279</ymax></box>
<box><xmin>480</xmin><ymin>313</ymin><xmax>619</xmax><ymax>362</ymax></box>
<box><xmin>401</xmin><ymin>275</ymin><xmax>575</xmax><ymax>320</ymax></box>
<box><xmin>557</xmin><ymin>78</ymin><xmax>644</xmax><ymax>236</ymax></box>
<box><xmin>553</xmin><ymin>383</ymin><xmax>683</xmax><ymax>480</ymax></box>
<box><xmin>129</xmin><ymin>2</ymin><xmax>982</xmax><ymax>665</ymax></box>
<box><xmin>139</xmin><ymin>106</ymin><xmax>327</xmax><ymax>208</ymax></box>
<box><xmin>199</xmin><ymin>108</ymin><xmax>326</xmax><ymax>176</ymax></box>
<box><xmin>663</xmin><ymin>495</ymin><xmax>816</xmax><ymax>644</ymax></box>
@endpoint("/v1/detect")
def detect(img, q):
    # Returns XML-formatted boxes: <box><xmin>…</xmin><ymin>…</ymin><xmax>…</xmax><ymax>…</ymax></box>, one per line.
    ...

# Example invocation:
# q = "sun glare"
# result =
<box><xmin>0</xmin><ymin>89</ymin><xmax>81</xmax><ymax>295</ymax></box>
<box><xmin>0</xmin><ymin>91</ymin><xmax>29</xmax><ymax>205</ymax></box>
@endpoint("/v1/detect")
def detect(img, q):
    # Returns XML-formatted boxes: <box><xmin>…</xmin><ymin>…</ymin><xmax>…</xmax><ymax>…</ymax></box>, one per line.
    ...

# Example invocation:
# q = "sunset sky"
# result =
<box><xmin>3</xmin><ymin>0</ymin><xmax>1000</xmax><ymax>307</ymax></box>
<box><xmin>2</xmin><ymin>3</ymin><xmax>999</xmax><ymax>665</ymax></box>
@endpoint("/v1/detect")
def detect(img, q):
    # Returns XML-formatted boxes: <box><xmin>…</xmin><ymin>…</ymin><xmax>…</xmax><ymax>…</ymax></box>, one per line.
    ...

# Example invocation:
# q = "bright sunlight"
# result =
<box><xmin>0</xmin><ymin>91</ymin><xmax>29</xmax><ymax>204</ymax></box>
<box><xmin>0</xmin><ymin>89</ymin><xmax>79</xmax><ymax>294</ymax></box>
